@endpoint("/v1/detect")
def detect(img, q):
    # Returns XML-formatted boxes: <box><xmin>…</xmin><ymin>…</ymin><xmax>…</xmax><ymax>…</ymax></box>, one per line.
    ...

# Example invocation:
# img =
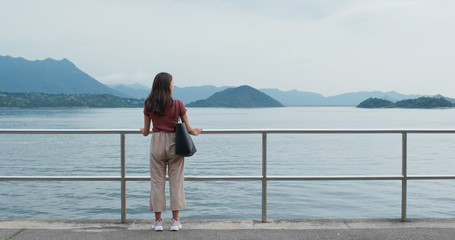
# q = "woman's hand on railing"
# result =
<box><xmin>190</xmin><ymin>128</ymin><xmax>202</xmax><ymax>136</ymax></box>
<box><xmin>140</xmin><ymin>128</ymin><xmax>150</xmax><ymax>136</ymax></box>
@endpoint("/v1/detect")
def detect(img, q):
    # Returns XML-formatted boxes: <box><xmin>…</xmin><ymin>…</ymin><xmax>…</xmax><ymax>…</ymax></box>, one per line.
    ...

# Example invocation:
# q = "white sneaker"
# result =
<box><xmin>152</xmin><ymin>219</ymin><xmax>163</xmax><ymax>231</ymax></box>
<box><xmin>170</xmin><ymin>219</ymin><xmax>182</xmax><ymax>231</ymax></box>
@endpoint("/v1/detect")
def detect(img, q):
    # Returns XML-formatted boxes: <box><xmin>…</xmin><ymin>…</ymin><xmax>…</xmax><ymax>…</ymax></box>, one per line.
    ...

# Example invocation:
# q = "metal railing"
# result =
<box><xmin>1</xmin><ymin>129</ymin><xmax>455</xmax><ymax>223</ymax></box>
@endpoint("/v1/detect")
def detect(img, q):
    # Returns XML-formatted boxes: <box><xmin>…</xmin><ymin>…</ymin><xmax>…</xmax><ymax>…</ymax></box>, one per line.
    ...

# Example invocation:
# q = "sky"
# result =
<box><xmin>1</xmin><ymin>0</ymin><xmax>455</xmax><ymax>97</ymax></box>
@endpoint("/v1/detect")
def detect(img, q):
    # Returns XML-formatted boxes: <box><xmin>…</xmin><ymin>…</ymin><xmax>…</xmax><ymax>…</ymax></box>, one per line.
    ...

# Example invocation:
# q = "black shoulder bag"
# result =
<box><xmin>174</xmin><ymin>100</ymin><xmax>197</xmax><ymax>157</ymax></box>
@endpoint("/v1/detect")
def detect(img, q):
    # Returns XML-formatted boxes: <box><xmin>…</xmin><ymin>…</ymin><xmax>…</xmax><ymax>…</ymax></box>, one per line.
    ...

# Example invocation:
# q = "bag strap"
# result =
<box><xmin>174</xmin><ymin>99</ymin><xmax>183</xmax><ymax>123</ymax></box>
<box><xmin>178</xmin><ymin>101</ymin><xmax>183</xmax><ymax>121</ymax></box>
<box><xmin>174</xmin><ymin>100</ymin><xmax>178</xmax><ymax>122</ymax></box>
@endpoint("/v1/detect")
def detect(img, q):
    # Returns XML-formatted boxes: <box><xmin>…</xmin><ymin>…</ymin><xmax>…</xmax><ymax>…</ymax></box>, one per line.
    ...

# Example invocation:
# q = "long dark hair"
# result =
<box><xmin>144</xmin><ymin>72</ymin><xmax>173</xmax><ymax>115</ymax></box>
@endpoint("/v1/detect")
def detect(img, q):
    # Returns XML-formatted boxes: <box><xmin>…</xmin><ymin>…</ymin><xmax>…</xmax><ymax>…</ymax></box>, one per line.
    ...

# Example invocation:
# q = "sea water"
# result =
<box><xmin>1</xmin><ymin>107</ymin><xmax>455</xmax><ymax>220</ymax></box>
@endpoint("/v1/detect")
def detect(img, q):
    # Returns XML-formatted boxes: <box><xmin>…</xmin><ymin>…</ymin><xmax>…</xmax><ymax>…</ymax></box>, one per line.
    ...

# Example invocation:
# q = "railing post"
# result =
<box><xmin>262</xmin><ymin>132</ymin><xmax>267</xmax><ymax>223</ymax></box>
<box><xmin>121</xmin><ymin>133</ymin><xmax>127</xmax><ymax>223</ymax></box>
<box><xmin>401</xmin><ymin>132</ymin><xmax>407</xmax><ymax>222</ymax></box>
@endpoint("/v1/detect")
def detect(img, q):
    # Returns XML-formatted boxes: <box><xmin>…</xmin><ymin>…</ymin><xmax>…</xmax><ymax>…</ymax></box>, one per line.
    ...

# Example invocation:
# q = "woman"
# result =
<box><xmin>140</xmin><ymin>72</ymin><xmax>202</xmax><ymax>231</ymax></box>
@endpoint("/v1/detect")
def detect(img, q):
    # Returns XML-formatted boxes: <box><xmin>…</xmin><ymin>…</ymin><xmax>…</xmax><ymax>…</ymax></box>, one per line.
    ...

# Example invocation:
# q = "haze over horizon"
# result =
<box><xmin>1</xmin><ymin>0</ymin><xmax>454</xmax><ymax>98</ymax></box>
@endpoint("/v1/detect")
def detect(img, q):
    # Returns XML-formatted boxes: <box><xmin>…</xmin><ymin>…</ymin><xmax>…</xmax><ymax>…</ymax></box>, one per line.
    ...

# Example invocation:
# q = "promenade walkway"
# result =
<box><xmin>2</xmin><ymin>218</ymin><xmax>455</xmax><ymax>240</ymax></box>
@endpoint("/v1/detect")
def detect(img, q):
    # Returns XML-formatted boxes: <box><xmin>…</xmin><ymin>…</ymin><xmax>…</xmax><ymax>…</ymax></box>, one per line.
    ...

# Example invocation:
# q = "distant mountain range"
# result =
<box><xmin>108</xmin><ymin>83</ymin><xmax>150</xmax><ymax>99</ymax></box>
<box><xmin>0</xmin><ymin>55</ymin><xmax>124</xmax><ymax>97</ymax></box>
<box><xmin>108</xmin><ymin>83</ymin><xmax>232</xmax><ymax>103</ymax></box>
<box><xmin>260</xmin><ymin>89</ymin><xmax>425</xmax><ymax>106</ymax></box>
<box><xmin>2</xmin><ymin>55</ymin><xmax>452</xmax><ymax>107</ymax></box>
<box><xmin>113</xmin><ymin>83</ymin><xmax>430</xmax><ymax>106</ymax></box>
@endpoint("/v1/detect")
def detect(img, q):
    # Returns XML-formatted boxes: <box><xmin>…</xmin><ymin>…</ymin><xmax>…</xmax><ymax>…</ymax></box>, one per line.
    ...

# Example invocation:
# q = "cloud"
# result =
<box><xmin>96</xmin><ymin>71</ymin><xmax>153</xmax><ymax>86</ymax></box>
<box><xmin>1</xmin><ymin>0</ymin><xmax>455</xmax><ymax>97</ymax></box>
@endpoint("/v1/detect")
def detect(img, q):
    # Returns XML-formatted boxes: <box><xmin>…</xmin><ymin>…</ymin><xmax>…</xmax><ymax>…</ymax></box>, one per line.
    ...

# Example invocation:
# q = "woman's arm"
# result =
<box><xmin>140</xmin><ymin>115</ymin><xmax>151</xmax><ymax>136</ymax></box>
<box><xmin>182</xmin><ymin>113</ymin><xmax>202</xmax><ymax>136</ymax></box>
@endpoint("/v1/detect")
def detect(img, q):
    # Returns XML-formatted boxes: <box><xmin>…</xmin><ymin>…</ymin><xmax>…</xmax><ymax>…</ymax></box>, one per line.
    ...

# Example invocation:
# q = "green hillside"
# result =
<box><xmin>0</xmin><ymin>92</ymin><xmax>143</xmax><ymax>108</ymax></box>
<box><xmin>0</xmin><ymin>55</ymin><xmax>123</xmax><ymax>96</ymax></box>
<box><xmin>357</xmin><ymin>98</ymin><xmax>396</xmax><ymax>108</ymax></box>
<box><xmin>358</xmin><ymin>97</ymin><xmax>454</xmax><ymax>109</ymax></box>
<box><xmin>187</xmin><ymin>85</ymin><xmax>284</xmax><ymax>108</ymax></box>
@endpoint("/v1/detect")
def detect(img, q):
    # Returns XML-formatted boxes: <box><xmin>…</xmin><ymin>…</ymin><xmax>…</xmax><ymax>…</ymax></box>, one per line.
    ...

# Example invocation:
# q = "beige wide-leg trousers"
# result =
<box><xmin>149</xmin><ymin>131</ymin><xmax>186</xmax><ymax>212</ymax></box>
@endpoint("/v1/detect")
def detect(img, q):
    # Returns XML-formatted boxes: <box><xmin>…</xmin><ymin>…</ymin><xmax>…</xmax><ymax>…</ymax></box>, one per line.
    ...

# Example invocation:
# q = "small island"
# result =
<box><xmin>187</xmin><ymin>85</ymin><xmax>284</xmax><ymax>108</ymax></box>
<box><xmin>357</xmin><ymin>97</ymin><xmax>454</xmax><ymax>109</ymax></box>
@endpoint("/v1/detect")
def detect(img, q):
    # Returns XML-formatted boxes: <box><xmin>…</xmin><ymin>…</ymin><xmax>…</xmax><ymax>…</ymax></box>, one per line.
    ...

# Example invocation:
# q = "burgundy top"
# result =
<box><xmin>143</xmin><ymin>100</ymin><xmax>187</xmax><ymax>132</ymax></box>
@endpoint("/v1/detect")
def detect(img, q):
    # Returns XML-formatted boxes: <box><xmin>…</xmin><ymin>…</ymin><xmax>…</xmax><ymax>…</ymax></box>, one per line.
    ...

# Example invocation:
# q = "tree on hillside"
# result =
<box><xmin>357</xmin><ymin>98</ymin><xmax>396</xmax><ymax>108</ymax></box>
<box><xmin>396</xmin><ymin>97</ymin><xmax>453</xmax><ymax>108</ymax></box>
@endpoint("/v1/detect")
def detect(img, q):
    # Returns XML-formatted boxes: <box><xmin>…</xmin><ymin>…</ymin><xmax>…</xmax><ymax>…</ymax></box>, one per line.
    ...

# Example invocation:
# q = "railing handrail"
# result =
<box><xmin>2</xmin><ymin>128</ymin><xmax>455</xmax><ymax>223</ymax></box>
<box><xmin>2</xmin><ymin>129</ymin><xmax>455</xmax><ymax>134</ymax></box>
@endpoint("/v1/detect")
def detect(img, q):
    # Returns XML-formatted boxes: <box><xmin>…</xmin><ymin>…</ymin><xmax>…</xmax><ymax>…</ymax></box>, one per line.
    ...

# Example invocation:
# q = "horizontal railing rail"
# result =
<box><xmin>1</xmin><ymin>129</ymin><xmax>455</xmax><ymax>223</ymax></box>
<box><xmin>3</xmin><ymin>129</ymin><xmax>455</xmax><ymax>134</ymax></box>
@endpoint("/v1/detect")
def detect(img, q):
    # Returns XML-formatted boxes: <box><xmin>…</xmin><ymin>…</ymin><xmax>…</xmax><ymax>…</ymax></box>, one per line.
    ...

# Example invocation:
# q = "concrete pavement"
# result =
<box><xmin>2</xmin><ymin>218</ymin><xmax>455</xmax><ymax>240</ymax></box>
